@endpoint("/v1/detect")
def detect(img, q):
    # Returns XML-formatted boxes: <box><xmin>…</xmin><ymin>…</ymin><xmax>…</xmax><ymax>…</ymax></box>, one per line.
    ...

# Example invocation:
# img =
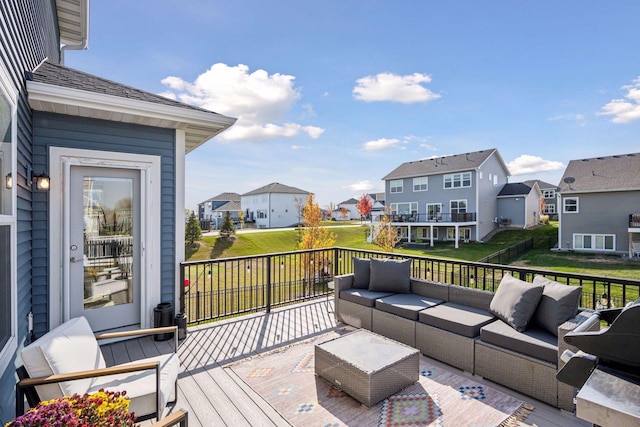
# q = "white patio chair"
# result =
<box><xmin>16</xmin><ymin>316</ymin><xmax>179</xmax><ymax>422</ymax></box>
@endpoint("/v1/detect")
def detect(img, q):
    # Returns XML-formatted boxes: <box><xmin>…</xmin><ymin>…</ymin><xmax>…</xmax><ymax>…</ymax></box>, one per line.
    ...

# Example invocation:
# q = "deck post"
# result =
<box><xmin>266</xmin><ymin>255</ymin><xmax>271</xmax><ymax>313</ymax></box>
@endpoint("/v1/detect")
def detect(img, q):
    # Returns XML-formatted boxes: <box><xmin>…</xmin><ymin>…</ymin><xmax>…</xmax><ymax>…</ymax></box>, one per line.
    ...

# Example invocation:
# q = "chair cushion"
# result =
<box><xmin>89</xmin><ymin>353</ymin><xmax>179</xmax><ymax>418</ymax></box>
<box><xmin>532</xmin><ymin>275</ymin><xmax>581</xmax><ymax>336</ymax></box>
<box><xmin>340</xmin><ymin>288</ymin><xmax>395</xmax><ymax>307</ymax></box>
<box><xmin>489</xmin><ymin>274</ymin><xmax>544</xmax><ymax>332</ymax></box>
<box><xmin>368</xmin><ymin>258</ymin><xmax>411</xmax><ymax>293</ymax></box>
<box><xmin>419</xmin><ymin>302</ymin><xmax>496</xmax><ymax>338</ymax></box>
<box><xmin>21</xmin><ymin>316</ymin><xmax>106</xmax><ymax>400</ymax></box>
<box><xmin>480</xmin><ymin>319</ymin><xmax>558</xmax><ymax>365</ymax></box>
<box><xmin>352</xmin><ymin>257</ymin><xmax>370</xmax><ymax>289</ymax></box>
<box><xmin>375</xmin><ymin>293</ymin><xmax>443</xmax><ymax>321</ymax></box>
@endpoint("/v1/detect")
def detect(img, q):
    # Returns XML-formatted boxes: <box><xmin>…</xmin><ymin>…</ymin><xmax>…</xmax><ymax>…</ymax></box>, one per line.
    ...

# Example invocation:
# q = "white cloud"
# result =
<box><xmin>161</xmin><ymin>63</ymin><xmax>324</xmax><ymax>141</ymax></box>
<box><xmin>363</xmin><ymin>138</ymin><xmax>403</xmax><ymax>151</ymax></box>
<box><xmin>548</xmin><ymin>114</ymin><xmax>588</xmax><ymax>126</ymax></box>
<box><xmin>507</xmin><ymin>155</ymin><xmax>565</xmax><ymax>175</ymax></box>
<box><xmin>353</xmin><ymin>72</ymin><xmax>441</xmax><ymax>103</ymax></box>
<box><xmin>598</xmin><ymin>76</ymin><xmax>640</xmax><ymax>123</ymax></box>
<box><xmin>345</xmin><ymin>180</ymin><xmax>374</xmax><ymax>192</ymax></box>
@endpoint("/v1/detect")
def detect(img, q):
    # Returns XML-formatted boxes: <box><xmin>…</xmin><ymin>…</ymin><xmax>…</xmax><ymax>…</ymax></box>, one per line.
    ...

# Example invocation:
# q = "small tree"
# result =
<box><xmin>374</xmin><ymin>209</ymin><xmax>400</xmax><ymax>252</ymax></box>
<box><xmin>339</xmin><ymin>206</ymin><xmax>349</xmax><ymax>220</ymax></box>
<box><xmin>325</xmin><ymin>202</ymin><xmax>336</xmax><ymax>220</ymax></box>
<box><xmin>298</xmin><ymin>194</ymin><xmax>336</xmax><ymax>293</ymax></box>
<box><xmin>220</xmin><ymin>211</ymin><xmax>236</xmax><ymax>237</ymax></box>
<box><xmin>185</xmin><ymin>211</ymin><xmax>202</xmax><ymax>246</ymax></box>
<box><xmin>356</xmin><ymin>194</ymin><xmax>373</xmax><ymax>222</ymax></box>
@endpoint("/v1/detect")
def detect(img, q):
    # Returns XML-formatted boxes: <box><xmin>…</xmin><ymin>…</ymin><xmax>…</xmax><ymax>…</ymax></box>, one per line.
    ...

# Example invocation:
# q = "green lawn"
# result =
<box><xmin>186</xmin><ymin>222</ymin><xmax>639</xmax><ymax>281</ymax></box>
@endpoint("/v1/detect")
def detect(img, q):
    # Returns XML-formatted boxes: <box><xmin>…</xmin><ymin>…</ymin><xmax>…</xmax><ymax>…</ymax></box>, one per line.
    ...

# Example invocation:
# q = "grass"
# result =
<box><xmin>186</xmin><ymin>222</ymin><xmax>639</xmax><ymax>282</ymax></box>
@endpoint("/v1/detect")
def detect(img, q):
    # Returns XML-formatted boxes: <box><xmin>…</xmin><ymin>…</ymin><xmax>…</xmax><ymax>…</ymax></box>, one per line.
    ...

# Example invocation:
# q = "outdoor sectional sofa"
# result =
<box><xmin>333</xmin><ymin>257</ymin><xmax>597</xmax><ymax>411</ymax></box>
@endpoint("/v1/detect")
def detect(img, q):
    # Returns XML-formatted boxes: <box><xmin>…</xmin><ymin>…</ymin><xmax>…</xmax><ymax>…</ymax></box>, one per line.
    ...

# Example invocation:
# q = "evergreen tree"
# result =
<box><xmin>185</xmin><ymin>211</ymin><xmax>202</xmax><ymax>246</ymax></box>
<box><xmin>220</xmin><ymin>211</ymin><xmax>236</xmax><ymax>237</ymax></box>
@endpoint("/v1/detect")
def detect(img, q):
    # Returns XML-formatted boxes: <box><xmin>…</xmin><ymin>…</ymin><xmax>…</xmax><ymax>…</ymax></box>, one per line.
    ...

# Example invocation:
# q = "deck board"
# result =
<box><xmin>102</xmin><ymin>299</ymin><xmax>589</xmax><ymax>427</ymax></box>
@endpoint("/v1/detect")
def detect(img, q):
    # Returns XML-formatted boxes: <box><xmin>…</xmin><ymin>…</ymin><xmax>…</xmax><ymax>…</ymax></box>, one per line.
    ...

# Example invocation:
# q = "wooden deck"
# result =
<box><xmin>101</xmin><ymin>299</ymin><xmax>589</xmax><ymax>427</ymax></box>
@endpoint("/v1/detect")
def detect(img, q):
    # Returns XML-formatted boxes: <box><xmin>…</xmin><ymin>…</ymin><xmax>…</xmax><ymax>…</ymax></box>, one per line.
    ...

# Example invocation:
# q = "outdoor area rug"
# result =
<box><xmin>228</xmin><ymin>329</ymin><xmax>534</xmax><ymax>426</ymax></box>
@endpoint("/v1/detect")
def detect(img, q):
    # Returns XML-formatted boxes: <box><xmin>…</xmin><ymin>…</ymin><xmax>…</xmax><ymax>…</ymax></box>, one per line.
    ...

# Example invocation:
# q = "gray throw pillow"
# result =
<box><xmin>489</xmin><ymin>274</ymin><xmax>544</xmax><ymax>332</ymax></box>
<box><xmin>368</xmin><ymin>258</ymin><xmax>411</xmax><ymax>293</ymax></box>
<box><xmin>532</xmin><ymin>275</ymin><xmax>581</xmax><ymax>336</ymax></box>
<box><xmin>352</xmin><ymin>257</ymin><xmax>371</xmax><ymax>289</ymax></box>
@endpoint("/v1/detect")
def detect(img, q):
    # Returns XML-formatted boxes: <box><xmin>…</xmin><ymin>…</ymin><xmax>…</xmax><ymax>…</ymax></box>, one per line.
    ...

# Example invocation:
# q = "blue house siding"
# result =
<box><xmin>31</xmin><ymin>111</ymin><xmax>177</xmax><ymax>336</ymax></box>
<box><xmin>0</xmin><ymin>0</ymin><xmax>61</xmax><ymax>422</ymax></box>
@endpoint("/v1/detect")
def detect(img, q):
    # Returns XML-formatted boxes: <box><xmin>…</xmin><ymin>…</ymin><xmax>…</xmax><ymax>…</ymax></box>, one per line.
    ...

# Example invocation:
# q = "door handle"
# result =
<box><xmin>70</xmin><ymin>257</ymin><xmax>81</xmax><ymax>263</ymax></box>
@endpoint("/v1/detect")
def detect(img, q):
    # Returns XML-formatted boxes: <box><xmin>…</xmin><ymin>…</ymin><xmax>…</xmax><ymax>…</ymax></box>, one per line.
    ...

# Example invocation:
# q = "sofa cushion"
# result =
<box><xmin>532</xmin><ymin>275</ymin><xmax>581</xmax><ymax>336</ymax></box>
<box><xmin>419</xmin><ymin>302</ymin><xmax>496</xmax><ymax>338</ymax></box>
<box><xmin>375</xmin><ymin>293</ymin><xmax>443</xmax><ymax>321</ymax></box>
<box><xmin>21</xmin><ymin>316</ymin><xmax>106</xmax><ymax>400</ymax></box>
<box><xmin>369</xmin><ymin>258</ymin><xmax>411</xmax><ymax>293</ymax></box>
<box><xmin>352</xmin><ymin>257</ymin><xmax>370</xmax><ymax>289</ymax></box>
<box><xmin>89</xmin><ymin>353</ymin><xmax>179</xmax><ymax>418</ymax></box>
<box><xmin>489</xmin><ymin>274</ymin><xmax>544</xmax><ymax>332</ymax></box>
<box><xmin>480</xmin><ymin>319</ymin><xmax>558</xmax><ymax>364</ymax></box>
<box><xmin>340</xmin><ymin>288</ymin><xmax>395</xmax><ymax>307</ymax></box>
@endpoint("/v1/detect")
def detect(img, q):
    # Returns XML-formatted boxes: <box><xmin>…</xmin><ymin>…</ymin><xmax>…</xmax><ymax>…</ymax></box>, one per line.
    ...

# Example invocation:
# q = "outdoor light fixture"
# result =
<box><xmin>32</xmin><ymin>172</ymin><xmax>50</xmax><ymax>191</ymax></box>
<box><xmin>5</xmin><ymin>173</ymin><xmax>12</xmax><ymax>189</ymax></box>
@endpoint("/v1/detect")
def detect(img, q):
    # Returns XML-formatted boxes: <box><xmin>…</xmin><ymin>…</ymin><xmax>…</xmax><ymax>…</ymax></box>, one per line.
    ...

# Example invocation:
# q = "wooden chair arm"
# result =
<box><xmin>95</xmin><ymin>325</ymin><xmax>179</xmax><ymax>352</ymax></box>
<box><xmin>150</xmin><ymin>409</ymin><xmax>188</xmax><ymax>427</ymax></box>
<box><xmin>17</xmin><ymin>361</ymin><xmax>160</xmax><ymax>388</ymax></box>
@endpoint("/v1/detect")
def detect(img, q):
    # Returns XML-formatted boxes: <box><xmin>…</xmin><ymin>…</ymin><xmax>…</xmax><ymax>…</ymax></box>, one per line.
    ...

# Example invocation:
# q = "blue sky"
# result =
<box><xmin>65</xmin><ymin>1</ymin><xmax>640</xmax><ymax>211</ymax></box>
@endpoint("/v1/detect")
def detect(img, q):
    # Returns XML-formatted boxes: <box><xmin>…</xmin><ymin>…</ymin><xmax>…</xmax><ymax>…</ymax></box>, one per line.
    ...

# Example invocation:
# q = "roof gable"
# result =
<box><xmin>382</xmin><ymin>148</ymin><xmax>509</xmax><ymax>180</ymax></box>
<box><xmin>558</xmin><ymin>152</ymin><xmax>640</xmax><ymax>193</ymax></box>
<box><xmin>242</xmin><ymin>182</ymin><xmax>310</xmax><ymax>196</ymax></box>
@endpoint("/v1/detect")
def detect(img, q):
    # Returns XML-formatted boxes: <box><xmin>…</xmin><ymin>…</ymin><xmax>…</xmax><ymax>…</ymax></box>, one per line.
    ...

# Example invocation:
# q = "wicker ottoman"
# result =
<box><xmin>315</xmin><ymin>329</ymin><xmax>419</xmax><ymax>407</ymax></box>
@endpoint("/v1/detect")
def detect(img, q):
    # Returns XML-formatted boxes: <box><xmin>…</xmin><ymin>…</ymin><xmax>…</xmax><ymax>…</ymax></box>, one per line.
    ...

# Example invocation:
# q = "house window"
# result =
<box><xmin>493</xmin><ymin>174</ymin><xmax>498</xmax><ymax>186</ymax></box>
<box><xmin>444</xmin><ymin>172</ymin><xmax>471</xmax><ymax>189</ymax></box>
<box><xmin>413</xmin><ymin>177</ymin><xmax>428</xmax><ymax>192</ymax></box>
<box><xmin>0</xmin><ymin>67</ymin><xmax>16</xmax><ymax>373</ymax></box>
<box><xmin>573</xmin><ymin>234</ymin><xmax>615</xmax><ymax>251</ymax></box>
<box><xmin>257</xmin><ymin>209</ymin><xmax>267</xmax><ymax>219</ymax></box>
<box><xmin>563</xmin><ymin>197</ymin><xmax>579</xmax><ymax>213</ymax></box>
<box><xmin>447</xmin><ymin>227</ymin><xmax>471</xmax><ymax>241</ymax></box>
<box><xmin>426</xmin><ymin>203</ymin><xmax>442</xmax><ymax>220</ymax></box>
<box><xmin>421</xmin><ymin>228</ymin><xmax>438</xmax><ymax>239</ymax></box>
<box><xmin>450</xmin><ymin>200</ymin><xmax>467</xmax><ymax>214</ymax></box>
<box><xmin>390</xmin><ymin>179</ymin><xmax>403</xmax><ymax>193</ymax></box>
<box><xmin>543</xmin><ymin>189</ymin><xmax>556</xmax><ymax>199</ymax></box>
<box><xmin>544</xmin><ymin>204</ymin><xmax>556</xmax><ymax>214</ymax></box>
<box><xmin>390</xmin><ymin>202</ymin><xmax>418</xmax><ymax>215</ymax></box>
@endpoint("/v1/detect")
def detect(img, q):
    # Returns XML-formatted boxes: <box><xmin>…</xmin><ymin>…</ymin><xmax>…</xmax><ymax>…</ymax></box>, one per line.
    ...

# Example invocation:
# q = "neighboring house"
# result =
<box><xmin>382</xmin><ymin>148</ymin><xmax>510</xmax><ymax>247</ymax></box>
<box><xmin>334</xmin><ymin>198</ymin><xmax>359</xmax><ymax>220</ymax></box>
<box><xmin>497</xmin><ymin>182</ymin><xmax>542</xmax><ymax>228</ymax></box>
<box><xmin>241</xmin><ymin>183</ymin><xmax>310</xmax><ymax>228</ymax></box>
<box><xmin>557</xmin><ymin>152</ymin><xmax>640</xmax><ymax>256</ymax></box>
<box><xmin>0</xmin><ymin>2</ymin><xmax>235</xmax><ymax>421</ymax></box>
<box><xmin>369</xmin><ymin>192</ymin><xmax>386</xmax><ymax>221</ymax></box>
<box><xmin>525</xmin><ymin>179</ymin><xmax>558</xmax><ymax>219</ymax></box>
<box><xmin>198</xmin><ymin>192</ymin><xmax>241</xmax><ymax>229</ymax></box>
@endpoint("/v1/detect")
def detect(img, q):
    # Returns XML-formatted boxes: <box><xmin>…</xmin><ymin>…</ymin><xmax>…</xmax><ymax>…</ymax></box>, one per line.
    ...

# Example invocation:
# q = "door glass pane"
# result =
<box><xmin>0</xmin><ymin>90</ymin><xmax>12</xmax><ymax>215</ymax></box>
<box><xmin>83</xmin><ymin>177</ymin><xmax>133</xmax><ymax>311</ymax></box>
<box><xmin>0</xmin><ymin>225</ymin><xmax>10</xmax><ymax>349</ymax></box>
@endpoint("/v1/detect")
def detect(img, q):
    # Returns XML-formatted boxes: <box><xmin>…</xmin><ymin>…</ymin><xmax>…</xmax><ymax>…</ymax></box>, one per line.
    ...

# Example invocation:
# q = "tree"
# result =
<box><xmin>185</xmin><ymin>211</ymin><xmax>202</xmax><ymax>246</ymax></box>
<box><xmin>298</xmin><ymin>194</ymin><xmax>336</xmax><ymax>293</ymax></box>
<box><xmin>373</xmin><ymin>209</ymin><xmax>400</xmax><ymax>252</ymax></box>
<box><xmin>219</xmin><ymin>211</ymin><xmax>236</xmax><ymax>237</ymax></box>
<box><xmin>237</xmin><ymin>210</ymin><xmax>245</xmax><ymax>229</ymax></box>
<box><xmin>356</xmin><ymin>194</ymin><xmax>373</xmax><ymax>222</ymax></box>
<box><xmin>339</xmin><ymin>206</ymin><xmax>349</xmax><ymax>220</ymax></box>
<box><xmin>325</xmin><ymin>202</ymin><xmax>336</xmax><ymax>220</ymax></box>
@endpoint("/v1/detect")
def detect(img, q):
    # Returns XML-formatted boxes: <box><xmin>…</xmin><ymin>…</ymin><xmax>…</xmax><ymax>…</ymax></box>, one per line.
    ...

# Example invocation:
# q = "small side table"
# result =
<box><xmin>576</xmin><ymin>368</ymin><xmax>640</xmax><ymax>426</ymax></box>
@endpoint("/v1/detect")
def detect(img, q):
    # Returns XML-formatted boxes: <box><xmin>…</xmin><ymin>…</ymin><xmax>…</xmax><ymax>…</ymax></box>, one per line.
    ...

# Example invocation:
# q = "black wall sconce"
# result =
<box><xmin>5</xmin><ymin>173</ymin><xmax>12</xmax><ymax>189</ymax></box>
<box><xmin>33</xmin><ymin>172</ymin><xmax>50</xmax><ymax>191</ymax></box>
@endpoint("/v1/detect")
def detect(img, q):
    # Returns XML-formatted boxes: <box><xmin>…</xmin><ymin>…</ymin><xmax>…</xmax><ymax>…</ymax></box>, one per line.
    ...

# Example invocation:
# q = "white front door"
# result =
<box><xmin>68</xmin><ymin>166</ymin><xmax>141</xmax><ymax>332</ymax></box>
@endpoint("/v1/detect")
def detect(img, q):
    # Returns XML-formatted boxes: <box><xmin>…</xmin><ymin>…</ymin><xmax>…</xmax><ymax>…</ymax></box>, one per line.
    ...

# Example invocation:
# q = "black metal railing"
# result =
<box><xmin>180</xmin><ymin>247</ymin><xmax>640</xmax><ymax>324</ymax></box>
<box><xmin>629</xmin><ymin>213</ymin><xmax>640</xmax><ymax>228</ymax></box>
<box><xmin>388</xmin><ymin>212</ymin><xmax>477</xmax><ymax>223</ymax></box>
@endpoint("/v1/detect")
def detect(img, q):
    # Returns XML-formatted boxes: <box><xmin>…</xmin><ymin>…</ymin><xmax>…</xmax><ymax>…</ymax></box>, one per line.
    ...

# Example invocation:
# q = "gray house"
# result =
<box><xmin>198</xmin><ymin>192</ymin><xmax>241</xmax><ymax>229</ymax></box>
<box><xmin>557</xmin><ymin>153</ymin><xmax>640</xmax><ymax>256</ymax></box>
<box><xmin>525</xmin><ymin>179</ymin><xmax>558</xmax><ymax>219</ymax></box>
<box><xmin>382</xmin><ymin>148</ymin><xmax>510</xmax><ymax>247</ymax></box>
<box><xmin>0</xmin><ymin>2</ymin><xmax>235</xmax><ymax>421</ymax></box>
<box><xmin>497</xmin><ymin>182</ymin><xmax>542</xmax><ymax>228</ymax></box>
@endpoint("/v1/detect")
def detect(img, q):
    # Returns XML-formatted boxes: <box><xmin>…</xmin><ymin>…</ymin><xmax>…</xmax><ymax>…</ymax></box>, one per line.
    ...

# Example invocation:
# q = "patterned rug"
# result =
<box><xmin>228</xmin><ymin>329</ymin><xmax>533</xmax><ymax>426</ymax></box>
